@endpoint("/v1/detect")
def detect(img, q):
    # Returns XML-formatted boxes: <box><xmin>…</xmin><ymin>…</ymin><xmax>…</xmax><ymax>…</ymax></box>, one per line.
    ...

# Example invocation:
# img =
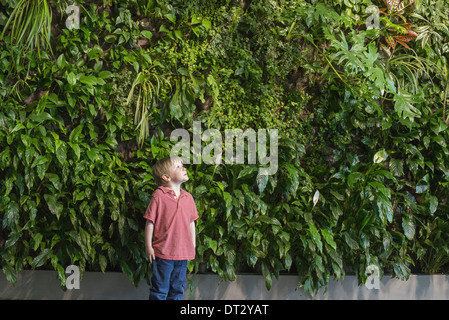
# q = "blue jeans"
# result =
<box><xmin>149</xmin><ymin>257</ymin><xmax>188</xmax><ymax>300</ymax></box>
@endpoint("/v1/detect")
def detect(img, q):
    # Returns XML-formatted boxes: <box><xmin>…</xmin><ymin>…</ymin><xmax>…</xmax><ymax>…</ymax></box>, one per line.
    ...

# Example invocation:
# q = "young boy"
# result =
<box><xmin>144</xmin><ymin>156</ymin><xmax>198</xmax><ymax>300</ymax></box>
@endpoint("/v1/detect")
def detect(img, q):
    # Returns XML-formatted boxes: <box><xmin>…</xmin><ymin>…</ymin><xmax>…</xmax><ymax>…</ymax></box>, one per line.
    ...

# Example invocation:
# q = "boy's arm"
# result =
<box><xmin>190</xmin><ymin>221</ymin><xmax>196</xmax><ymax>249</ymax></box>
<box><xmin>145</xmin><ymin>220</ymin><xmax>156</xmax><ymax>263</ymax></box>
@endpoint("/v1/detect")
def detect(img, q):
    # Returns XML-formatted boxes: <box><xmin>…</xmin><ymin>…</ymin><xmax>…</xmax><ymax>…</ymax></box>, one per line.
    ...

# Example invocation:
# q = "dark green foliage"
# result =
<box><xmin>1</xmin><ymin>0</ymin><xmax>449</xmax><ymax>296</ymax></box>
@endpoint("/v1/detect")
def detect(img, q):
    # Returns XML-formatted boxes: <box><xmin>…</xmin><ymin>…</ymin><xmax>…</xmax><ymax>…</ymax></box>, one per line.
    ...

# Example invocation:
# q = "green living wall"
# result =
<box><xmin>1</xmin><ymin>0</ymin><xmax>449</xmax><ymax>296</ymax></box>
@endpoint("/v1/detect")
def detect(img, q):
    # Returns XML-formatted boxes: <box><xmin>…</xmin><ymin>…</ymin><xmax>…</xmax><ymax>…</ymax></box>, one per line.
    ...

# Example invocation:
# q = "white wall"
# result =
<box><xmin>1</xmin><ymin>270</ymin><xmax>449</xmax><ymax>300</ymax></box>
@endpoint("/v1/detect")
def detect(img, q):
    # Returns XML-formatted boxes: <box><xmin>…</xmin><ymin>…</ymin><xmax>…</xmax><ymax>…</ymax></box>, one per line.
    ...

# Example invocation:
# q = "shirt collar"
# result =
<box><xmin>158</xmin><ymin>185</ymin><xmax>186</xmax><ymax>196</ymax></box>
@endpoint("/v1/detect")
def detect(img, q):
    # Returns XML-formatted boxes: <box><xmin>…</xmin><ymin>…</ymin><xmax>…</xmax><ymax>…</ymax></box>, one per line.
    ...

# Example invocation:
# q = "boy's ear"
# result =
<box><xmin>161</xmin><ymin>174</ymin><xmax>171</xmax><ymax>182</ymax></box>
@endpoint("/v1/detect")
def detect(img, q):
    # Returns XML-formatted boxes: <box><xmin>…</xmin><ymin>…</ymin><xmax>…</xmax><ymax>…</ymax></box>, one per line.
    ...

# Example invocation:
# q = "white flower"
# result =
<box><xmin>313</xmin><ymin>190</ymin><xmax>320</xmax><ymax>207</ymax></box>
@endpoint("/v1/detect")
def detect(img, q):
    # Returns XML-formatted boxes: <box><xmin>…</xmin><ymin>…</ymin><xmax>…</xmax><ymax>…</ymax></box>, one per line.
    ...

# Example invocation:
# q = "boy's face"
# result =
<box><xmin>164</xmin><ymin>159</ymin><xmax>188</xmax><ymax>184</ymax></box>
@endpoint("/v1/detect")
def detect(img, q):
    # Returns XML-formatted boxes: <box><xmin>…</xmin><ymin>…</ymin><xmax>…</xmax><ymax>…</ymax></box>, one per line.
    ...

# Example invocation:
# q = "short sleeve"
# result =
<box><xmin>144</xmin><ymin>195</ymin><xmax>159</xmax><ymax>223</ymax></box>
<box><xmin>190</xmin><ymin>195</ymin><xmax>199</xmax><ymax>222</ymax></box>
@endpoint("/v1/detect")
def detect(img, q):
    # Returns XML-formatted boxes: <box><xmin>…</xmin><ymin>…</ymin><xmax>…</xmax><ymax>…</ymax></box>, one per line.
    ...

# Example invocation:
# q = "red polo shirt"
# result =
<box><xmin>144</xmin><ymin>186</ymin><xmax>198</xmax><ymax>260</ymax></box>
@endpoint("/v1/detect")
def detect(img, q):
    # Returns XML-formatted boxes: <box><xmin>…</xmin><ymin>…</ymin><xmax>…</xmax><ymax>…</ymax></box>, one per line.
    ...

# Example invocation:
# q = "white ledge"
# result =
<box><xmin>1</xmin><ymin>270</ymin><xmax>448</xmax><ymax>300</ymax></box>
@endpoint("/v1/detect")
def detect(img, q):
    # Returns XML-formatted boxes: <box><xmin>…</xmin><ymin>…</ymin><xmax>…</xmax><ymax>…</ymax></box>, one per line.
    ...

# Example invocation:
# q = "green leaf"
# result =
<box><xmin>343</xmin><ymin>232</ymin><xmax>359</xmax><ymax>250</ymax></box>
<box><xmin>373</xmin><ymin>149</ymin><xmax>388</xmax><ymax>163</ymax></box>
<box><xmin>394</xmin><ymin>89</ymin><xmax>422</xmax><ymax>120</ymax></box>
<box><xmin>202</xmin><ymin>19</ymin><xmax>211</xmax><ymax>30</ymax></box>
<box><xmin>347</xmin><ymin>171</ymin><xmax>362</xmax><ymax>186</ymax></box>
<box><xmin>120</xmin><ymin>260</ymin><xmax>134</xmax><ymax>283</ymax></box>
<box><xmin>256</xmin><ymin>170</ymin><xmax>268</xmax><ymax>192</ymax></box>
<box><xmin>415</xmin><ymin>183</ymin><xmax>428</xmax><ymax>193</ymax></box>
<box><xmin>31</xmin><ymin>155</ymin><xmax>49</xmax><ymax>168</ymax></box>
<box><xmin>99</xmin><ymin>254</ymin><xmax>107</xmax><ymax>273</ymax></box>
<box><xmin>159</xmin><ymin>24</ymin><xmax>170</xmax><ymax>33</ymax></box>
<box><xmin>429</xmin><ymin>195</ymin><xmax>438</xmax><ymax>215</ymax></box>
<box><xmin>191</xmin><ymin>14</ymin><xmax>201</xmax><ymax>24</ymax></box>
<box><xmin>376</xmin><ymin>192</ymin><xmax>393</xmax><ymax>223</ymax></box>
<box><xmin>2</xmin><ymin>264</ymin><xmax>17</xmax><ymax>283</ymax></box>
<box><xmin>258</xmin><ymin>216</ymin><xmax>281</xmax><ymax>226</ymax></box>
<box><xmin>32</xmin><ymin>233</ymin><xmax>43</xmax><ymax>251</ymax></box>
<box><xmin>86</xmin><ymin>149</ymin><xmax>98</xmax><ymax>162</ymax></box>
<box><xmin>321</xmin><ymin>228</ymin><xmax>337</xmax><ymax>250</ymax></box>
<box><xmin>44</xmin><ymin>194</ymin><xmax>64</xmax><ymax>218</ymax></box>
<box><xmin>141</xmin><ymin>30</ymin><xmax>152</xmax><ymax>40</ymax></box>
<box><xmin>223</xmin><ymin>191</ymin><xmax>232</xmax><ymax>217</ymax></box>
<box><xmin>389</xmin><ymin>158</ymin><xmax>404</xmax><ymax>176</ymax></box>
<box><xmin>416</xmin><ymin>174</ymin><xmax>429</xmax><ymax>193</ymax></box>
<box><xmin>11</xmin><ymin>123</ymin><xmax>25</xmax><ymax>133</ymax></box>
<box><xmin>29</xmin><ymin>112</ymin><xmax>54</xmax><ymax>123</ymax></box>
<box><xmin>69</xmin><ymin>124</ymin><xmax>84</xmax><ymax>142</ymax></box>
<box><xmin>31</xmin><ymin>248</ymin><xmax>52</xmax><ymax>268</ymax></box>
<box><xmin>366</xmin><ymin>66</ymin><xmax>385</xmax><ymax>90</ymax></box>
<box><xmin>330</xmin><ymin>190</ymin><xmax>344</xmax><ymax>201</ymax></box>
<box><xmin>402</xmin><ymin>215</ymin><xmax>415</xmax><ymax>240</ymax></box>
<box><xmin>104</xmin><ymin>34</ymin><xmax>117</xmax><ymax>43</ymax></box>
<box><xmin>79</xmin><ymin>75</ymin><xmax>98</xmax><ymax>86</ymax></box>
<box><xmin>308</xmin><ymin>224</ymin><xmax>322</xmax><ymax>252</ymax></box>
<box><xmin>56</xmin><ymin>143</ymin><xmax>67</xmax><ymax>165</ymax></box>
<box><xmin>165</xmin><ymin>13</ymin><xmax>176</xmax><ymax>23</ymax></box>
<box><xmin>67</xmin><ymin>72</ymin><xmax>77</xmax><ymax>86</ymax></box>
<box><xmin>205</xmin><ymin>236</ymin><xmax>218</xmax><ymax>253</ymax></box>
<box><xmin>3</xmin><ymin>202</ymin><xmax>19</xmax><ymax>228</ymax></box>
<box><xmin>174</xmin><ymin>29</ymin><xmax>182</xmax><ymax>39</ymax></box>
<box><xmin>68</xmin><ymin>142</ymin><xmax>81</xmax><ymax>160</ymax></box>
<box><xmin>261</xmin><ymin>262</ymin><xmax>272</xmax><ymax>290</ymax></box>
<box><xmin>238</xmin><ymin>165</ymin><xmax>257</xmax><ymax>179</ymax></box>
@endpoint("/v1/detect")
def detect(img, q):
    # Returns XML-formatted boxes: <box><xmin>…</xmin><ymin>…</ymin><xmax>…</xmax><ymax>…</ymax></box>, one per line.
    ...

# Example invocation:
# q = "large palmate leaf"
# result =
<box><xmin>331</xmin><ymin>32</ymin><xmax>367</xmax><ymax>73</ymax></box>
<box><xmin>394</xmin><ymin>88</ymin><xmax>422</xmax><ymax>120</ymax></box>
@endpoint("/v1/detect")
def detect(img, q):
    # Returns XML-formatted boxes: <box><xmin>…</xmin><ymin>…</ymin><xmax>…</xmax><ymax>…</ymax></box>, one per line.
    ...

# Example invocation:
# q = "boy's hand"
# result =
<box><xmin>146</xmin><ymin>246</ymin><xmax>156</xmax><ymax>263</ymax></box>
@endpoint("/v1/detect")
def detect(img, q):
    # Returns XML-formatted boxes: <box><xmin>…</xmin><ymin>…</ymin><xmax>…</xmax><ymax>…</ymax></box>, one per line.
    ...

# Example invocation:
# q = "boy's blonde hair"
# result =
<box><xmin>152</xmin><ymin>156</ymin><xmax>181</xmax><ymax>186</ymax></box>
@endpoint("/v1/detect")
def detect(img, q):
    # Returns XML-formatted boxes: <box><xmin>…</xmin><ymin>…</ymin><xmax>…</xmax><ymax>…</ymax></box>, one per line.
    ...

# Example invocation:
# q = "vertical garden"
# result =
<box><xmin>1</xmin><ymin>0</ymin><xmax>449</xmax><ymax>296</ymax></box>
